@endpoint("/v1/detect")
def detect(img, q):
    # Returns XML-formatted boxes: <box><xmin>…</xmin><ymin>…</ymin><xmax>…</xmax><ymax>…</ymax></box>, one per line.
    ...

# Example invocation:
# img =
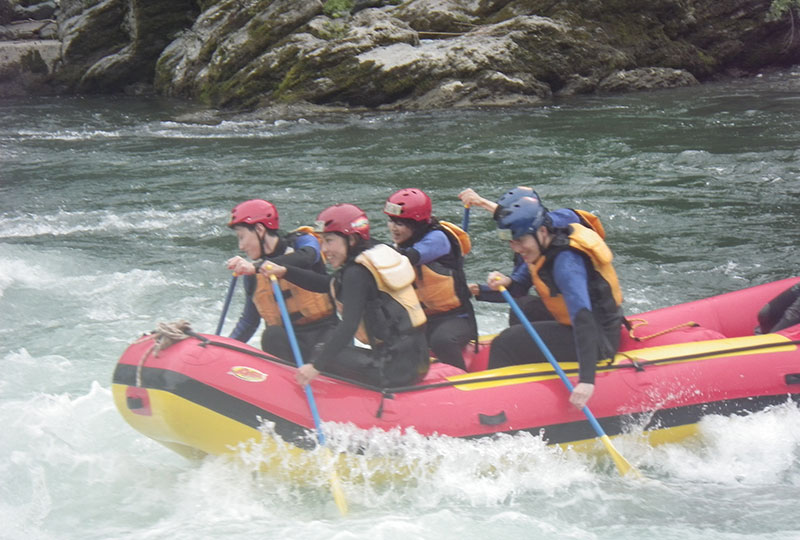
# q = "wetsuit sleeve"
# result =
<box><xmin>282</xmin><ymin>265</ymin><xmax>331</xmax><ymax>292</ymax></box>
<box><xmin>476</xmin><ymin>262</ymin><xmax>532</xmax><ymax>302</ymax></box>
<box><xmin>269</xmin><ymin>235</ymin><xmax>321</xmax><ymax>268</ymax></box>
<box><xmin>397</xmin><ymin>229</ymin><xmax>451</xmax><ymax>265</ymax></box>
<box><xmin>551</xmin><ymin>251</ymin><xmax>600</xmax><ymax>384</ymax></box>
<box><xmin>229</xmin><ymin>274</ymin><xmax>260</xmax><ymax>342</ymax></box>
<box><xmin>313</xmin><ymin>264</ymin><xmax>372</xmax><ymax>371</ymax></box>
<box><xmin>407</xmin><ymin>230</ymin><xmax>451</xmax><ymax>265</ymax></box>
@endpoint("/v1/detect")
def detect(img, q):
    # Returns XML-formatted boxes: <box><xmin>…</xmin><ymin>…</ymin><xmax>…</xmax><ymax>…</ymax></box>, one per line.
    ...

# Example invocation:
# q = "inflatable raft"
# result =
<box><xmin>112</xmin><ymin>277</ymin><xmax>800</xmax><ymax>470</ymax></box>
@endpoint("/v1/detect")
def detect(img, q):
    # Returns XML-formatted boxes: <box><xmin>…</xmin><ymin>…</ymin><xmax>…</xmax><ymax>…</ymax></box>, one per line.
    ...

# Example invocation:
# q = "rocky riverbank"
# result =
<box><xmin>2</xmin><ymin>0</ymin><xmax>799</xmax><ymax>117</ymax></box>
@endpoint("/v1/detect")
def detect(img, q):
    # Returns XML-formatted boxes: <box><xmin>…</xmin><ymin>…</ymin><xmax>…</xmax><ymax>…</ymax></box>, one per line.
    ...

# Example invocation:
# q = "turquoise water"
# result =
<box><xmin>1</xmin><ymin>70</ymin><xmax>800</xmax><ymax>539</ymax></box>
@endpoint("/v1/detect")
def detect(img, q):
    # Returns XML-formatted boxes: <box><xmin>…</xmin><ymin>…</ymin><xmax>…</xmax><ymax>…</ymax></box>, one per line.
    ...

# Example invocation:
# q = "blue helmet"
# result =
<box><xmin>495</xmin><ymin>195</ymin><xmax>548</xmax><ymax>240</ymax></box>
<box><xmin>495</xmin><ymin>186</ymin><xmax>539</xmax><ymax>210</ymax></box>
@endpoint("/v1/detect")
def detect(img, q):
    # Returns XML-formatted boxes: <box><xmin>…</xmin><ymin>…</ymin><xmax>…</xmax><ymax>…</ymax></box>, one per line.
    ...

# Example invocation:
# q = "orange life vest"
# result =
<box><xmin>528</xmin><ymin>223</ymin><xmax>623</xmax><ymax>325</ymax></box>
<box><xmin>251</xmin><ymin>240</ymin><xmax>334</xmax><ymax>327</ymax></box>
<box><xmin>253</xmin><ymin>276</ymin><xmax>334</xmax><ymax>327</ymax></box>
<box><xmin>412</xmin><ymin>221</ymin><xmax>471</xmax><ymax>316</ymax></box>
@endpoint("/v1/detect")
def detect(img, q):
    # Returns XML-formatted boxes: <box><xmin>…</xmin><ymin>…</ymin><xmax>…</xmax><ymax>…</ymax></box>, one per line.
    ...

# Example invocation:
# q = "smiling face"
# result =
<box><xmin>509</xmin><ymin>231</ymin><xmax>544</xmax><ymax>264</ymax></box>
<box><xmin>321</xmin><ymin>233</ymin><xmax>349</xmax><ymax>269</ymax></box>
<box><xmin>387</xmin><ymin>218</ymin><xmax>414</xmax><ymax>245</ymax></box>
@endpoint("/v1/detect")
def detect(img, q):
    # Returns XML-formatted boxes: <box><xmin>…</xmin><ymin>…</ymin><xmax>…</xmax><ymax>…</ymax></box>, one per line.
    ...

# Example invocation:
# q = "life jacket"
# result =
<box><xmin>412</xmin><ymin>221</ymin><xmax>472</xmax><ymax>317</ymax></box>
<box><xmin>528</xmin><ymin>223</ymin><xmax>623</xmax><ymax>326</ymax></box>
<box><xmin>252</xmin><ymin>233</ymin><xmax>335</xmax><ymax>327</ymax></box>
<box><xmin>333</xmin><ymin>244</ymin><xmax>426</xmax><ymax>345</ymax></box>
<box><xmin>571</xmin><ymin>209</ymin><xmax>605</xmax><ymax>239</ymax></box>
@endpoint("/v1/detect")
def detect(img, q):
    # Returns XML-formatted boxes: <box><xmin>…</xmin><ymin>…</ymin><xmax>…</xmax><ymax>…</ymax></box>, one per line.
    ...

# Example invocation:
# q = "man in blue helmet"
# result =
<box><xmin>460</xmin><ymin>187</ymin><xmax>590</xmax><ymax>325</ymax></box>
<box><xmin>485</xmin><ymin>194</ymin><xmax>624</xmax><ymax>409</ymax></box>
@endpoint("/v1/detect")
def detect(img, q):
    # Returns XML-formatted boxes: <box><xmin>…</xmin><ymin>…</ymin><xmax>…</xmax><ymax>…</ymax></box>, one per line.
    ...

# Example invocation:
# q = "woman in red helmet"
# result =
<box><xmin>225</xmin><ymin>199</ymin><xmax>337</xmax><ymax>361</ymax></box>
<box><xmin>262</xmin><ymin>203</ymin><xmax>429</xmax><ymax>388</ymax></box>
<box><xmin>384</xmin><ymin>188</ymin><xmax>476</xmax><ymax>370</ymax></box>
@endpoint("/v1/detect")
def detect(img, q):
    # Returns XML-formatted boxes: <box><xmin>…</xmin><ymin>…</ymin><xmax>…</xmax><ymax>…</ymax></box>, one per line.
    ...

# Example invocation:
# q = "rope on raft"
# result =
<box><xmin>135</xmin><ymin>330</ymin><xmax>800</xmax><ymax>397</ymax></box>
<box><xmin>624</xmin><ymin>317</ymin><xmax>699</xmax><ymax>341</ymax></box>
<box><xmin>136</xmin><ymin>319</ymin><xmax>194</xmax><ymax>387</ymax></box>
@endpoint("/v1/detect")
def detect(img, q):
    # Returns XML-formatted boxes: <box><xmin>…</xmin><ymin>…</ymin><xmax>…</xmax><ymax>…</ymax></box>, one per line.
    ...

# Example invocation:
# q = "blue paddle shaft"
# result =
<box><xmin>270</xmin><ymin>275</ymin><xmax>327</xmax><ymax>446</ymax></box>
<box><xmin>215</xmin><ymin>275</ymin><xmax>238</xmax><ymax>335</ymax></box>
<box><xmin>499</xmin><ymin>287</ymin><xmax>609</xmax><ymax>439</ymax></box>
<box><xmin>461</xmin><ymin>206</ymin><xmax>470</xmax><ymax>231</ymax></box>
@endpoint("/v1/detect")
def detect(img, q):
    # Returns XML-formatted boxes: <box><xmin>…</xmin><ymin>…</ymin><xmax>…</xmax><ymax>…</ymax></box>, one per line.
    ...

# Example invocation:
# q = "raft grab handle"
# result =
<box><xmin>478</xmin><ymin>411</ymin><xmax>507</xmax><ymax>426</ymax></box>
<box><xmin>785</xmin><ymin>374</ymin><xmax>800</xmax><ymax>385</ymax></box>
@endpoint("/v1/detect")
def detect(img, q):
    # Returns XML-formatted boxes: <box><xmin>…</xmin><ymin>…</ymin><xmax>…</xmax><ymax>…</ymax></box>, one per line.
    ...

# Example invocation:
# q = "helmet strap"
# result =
<box><xmin>532</xmin><ymin>227</ymin><xmax>546</xmax><ymax>256</ymax></box>
<box><xmin>255</xmin><ymin>224</ymin><xmax>270</xmax><ymax>259</ymax></box>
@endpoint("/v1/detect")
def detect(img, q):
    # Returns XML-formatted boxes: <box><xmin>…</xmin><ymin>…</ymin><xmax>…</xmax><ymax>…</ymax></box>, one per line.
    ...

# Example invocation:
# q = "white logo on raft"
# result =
<box><xmin>228</xmin><ymin>366</ymin><xmax>268</xmax><ymax>383</ymax></box>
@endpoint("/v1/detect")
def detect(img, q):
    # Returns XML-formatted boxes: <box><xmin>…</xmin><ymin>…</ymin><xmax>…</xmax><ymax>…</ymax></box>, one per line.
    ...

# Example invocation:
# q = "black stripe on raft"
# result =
<box><xmin>113</xmin><ymin>362</ymin><xmax>800</xmax><ymax>450</ymax></box>
<box><xmin>475</xmin><ymin>393</ymin><xmax>800</xmax><ymax>445</ymax></box>
<box><xmin>112</xmin><ymin>363</ymin><xmax>317</xmax><ymax>450</ymax></box>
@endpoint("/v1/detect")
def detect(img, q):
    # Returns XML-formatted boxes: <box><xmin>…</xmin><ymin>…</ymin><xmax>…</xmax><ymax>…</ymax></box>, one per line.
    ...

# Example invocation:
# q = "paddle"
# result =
<box><xmin>267</xmin><ymin>268</ymin><xmax>348</xmax><ymax>515</ymax></box>
<box><xmin>461</xmin><ymin>204</ymin><xmax>470</xmax><ymax>232</ymax></box>
<box><xmin>215</xmin><ymin>275</ymin><xmax>238</xmax><ymax>335</ymax></box>
<box><xmin>497</xmin><ymin>285</ymin><xmax>639</xmax><ymax>477</ymax></box>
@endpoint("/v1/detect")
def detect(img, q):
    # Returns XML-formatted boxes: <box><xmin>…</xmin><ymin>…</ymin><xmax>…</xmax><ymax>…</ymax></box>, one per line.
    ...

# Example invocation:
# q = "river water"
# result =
<box><xmin>1</xmin><ymin>70</ymin><xmax>799</xmax><ymax>539</ymax></box>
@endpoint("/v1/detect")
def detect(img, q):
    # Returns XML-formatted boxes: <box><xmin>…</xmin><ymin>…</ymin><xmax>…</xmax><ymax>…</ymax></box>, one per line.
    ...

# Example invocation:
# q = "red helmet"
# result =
<box><xmin>228</xmin><ymin>199</ymin><xmax>279</xmax><ymax>230</ymax></box>
<box><xmin>315</xmin><ymin>204</ymin><xmax>370</xmax><ymax>241</ymax></box>
<box><xmin>383</xmin><ymin>188</ymin><xmax>432</xmax><ymax>222</ymax></box>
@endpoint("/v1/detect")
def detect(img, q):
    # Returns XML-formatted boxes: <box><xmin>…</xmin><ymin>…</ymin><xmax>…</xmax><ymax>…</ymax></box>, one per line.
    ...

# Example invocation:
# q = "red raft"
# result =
<box><xmin>112</xmin><ymin>277</ymin><xmax>800</xmax><ymax>462</ymax></box>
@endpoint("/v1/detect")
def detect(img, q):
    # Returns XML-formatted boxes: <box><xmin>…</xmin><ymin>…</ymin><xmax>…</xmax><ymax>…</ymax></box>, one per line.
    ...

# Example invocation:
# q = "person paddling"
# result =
<box><xmin>384</xmin><ymin>188</ymin><xmax>476</xmax><ymax>370</ymax></box>
<box><xmin>459</xmin><ymin>186</ymin><xmax>555</xmax><ymax>325</ymax></box>
<box><xmin>225</xmin><ymin>199</ymin><xmax>336</xmax><ymax>360</ymax></box>
<box><xmin>261</xmin><ymin>204</ymin><xmax>429</xmax><ymax>388</ymax></box>
<box><xmin>487</xmin><ymin>194</ymin><xmax>624</xmax><ymax>409</ymax></box>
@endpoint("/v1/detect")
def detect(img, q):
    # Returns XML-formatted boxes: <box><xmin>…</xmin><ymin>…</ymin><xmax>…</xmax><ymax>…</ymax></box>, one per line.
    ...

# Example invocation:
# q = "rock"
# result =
<box><xmin>0</xmin><ymin>39</ymin><xmax>60</xmax><ymax>96</ymax></box>
<box><xmin>0</xmin><ymin>19</ymin><xmax>56</xmax><ymax>40</ymax></box>
<box><xmin>1</xmin><ymin>0</ymin><xmax>797</xmax><ymax>113</ymax></box>
<box><xmin>392</xmin><ymin>0</ymin><xmax>480</xmax><ymax>34</ymax></box>
<box><xmin>155</xmin><ymin>0</ymin><xmax>324</xmax><ymax>106</ymax></box>
<box><xmin>555</xmin><ymin>74</ymin><xmax>600</xmax><ymax>97</ymax></box>
<box><xmin>15</xmin><ymin>0</ymin><xmax>57</xmax><ymax>20</ymax></box>
<box><xmin>0</xmin><ymin>0</ymin><xmax>14</xmax><ymax>26</ymax></box>
<box><xmin>57</xmin><ymin>0</ymin><xmax>198</xmax><ymax>93</ymax></box>
<box><xmin>598</xmin><ymin>67</ymin><xmax>699</xmax><ymax>92</ymax></box>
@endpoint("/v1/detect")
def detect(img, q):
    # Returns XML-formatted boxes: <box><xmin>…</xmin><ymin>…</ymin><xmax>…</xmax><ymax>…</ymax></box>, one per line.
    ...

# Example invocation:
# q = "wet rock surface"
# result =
<box><xmin>2</xmin><ymin>0</ymin><xmax>798</xmax><ymax>114</ymax></box>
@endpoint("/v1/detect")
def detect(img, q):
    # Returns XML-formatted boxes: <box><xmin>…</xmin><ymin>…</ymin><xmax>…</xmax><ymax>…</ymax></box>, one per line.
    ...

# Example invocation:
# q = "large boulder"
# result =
<box><xmin>2</xmin><ymin>0</ymin><xmax>798</xmax><ymax>110</ymax></box>
<box><xmin>153</xmin><ymin>0</ymin><xmax>795</xmax><ymax>112</ymax></box>
<box><xmin>155</xmin><ymin>0</ymin><xmax>325</xmax><ymax>107</ymax></box>
<box><xmin>0</xmin><ymin>0</ymin><xmax>60</xmax><ymax>96</ymax></box>
<box><xmin>598</xmin><ymin>67</ymin><xmax>699</xmax><ymax>93</ymax></box>
<box><xmin>56</xmin><ymin>0</ymin><xmax>198</xmax><ymax>93</ymax></box>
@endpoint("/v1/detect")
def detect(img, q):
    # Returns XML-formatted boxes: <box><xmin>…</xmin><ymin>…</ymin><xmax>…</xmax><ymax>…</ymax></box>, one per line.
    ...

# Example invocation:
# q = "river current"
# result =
<box><xmin>1</xmin><ymin>70</ymin><xmax>799</xmax><ymax>539</ymax></box>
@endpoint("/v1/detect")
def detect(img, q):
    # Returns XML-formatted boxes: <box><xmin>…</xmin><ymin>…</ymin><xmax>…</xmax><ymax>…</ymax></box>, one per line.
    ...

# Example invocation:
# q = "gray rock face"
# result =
<box><xmin>598</xmin><ymin>67</ymin><xmax>699</xmax><ymax>93</ymax></box>
<box><xmin>58</xmin><ymin>0</ymin><xmax>198</xmax><ymax>93</ymax></box>
<box><xmin>1</xmin><ymin>0</ymin><xmax>798</xmax><ymax>110</ymax></box>
<box><xmin>0</xmin><ymin>0</ymin><xmax>59</xmax><ymax>96</ymax></box>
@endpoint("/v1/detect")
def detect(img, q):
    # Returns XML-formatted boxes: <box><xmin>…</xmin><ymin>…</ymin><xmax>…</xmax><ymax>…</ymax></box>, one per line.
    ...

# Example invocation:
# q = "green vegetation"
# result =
<box><xmin>318</xmin><ymin>20</ymin><xmax>349</xmax><ymax>40</ymax></box>
<box><xmin>767</xmin><ymin>0</ymin><xmax>800</xmax><ymax>21</ymax></box>
<box><xmin>323</xmin><ymin>0</ymin><xmax>354</xmax><ymax>19</ymax></box>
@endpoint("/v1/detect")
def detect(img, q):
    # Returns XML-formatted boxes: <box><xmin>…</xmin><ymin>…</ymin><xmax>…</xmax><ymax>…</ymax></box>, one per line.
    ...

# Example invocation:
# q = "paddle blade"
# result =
<box><xmin>599</xmin><ymin>435</ymin><xmax>640</xmax><ymax>478</ymax></box>
<box><xmin>323</xmin><ymin>448</ymin><xmax>348</xmax><ymax>515</ymax></box>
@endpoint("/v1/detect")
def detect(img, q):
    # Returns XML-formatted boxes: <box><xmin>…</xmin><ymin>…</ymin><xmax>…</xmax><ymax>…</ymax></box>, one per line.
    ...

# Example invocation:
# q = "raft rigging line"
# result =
<box><xmin>136</xmin><ymin>319</ymin><xmax>194</xmax><ymax>387</ymax></box>
<box><xmin>624</xmin><ymin>317</ymin><xmax>700</xmax><ymax>341</ymax></box>
<box><xmin>140</xmin><ymin>327</ymin><xmax>800</xmax><ymax>397</ymax></box>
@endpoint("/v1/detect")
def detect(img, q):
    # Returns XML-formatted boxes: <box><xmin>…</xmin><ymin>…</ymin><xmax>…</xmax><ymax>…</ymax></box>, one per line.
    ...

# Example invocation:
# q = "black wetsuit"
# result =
<box><xmin>283</xmin><ymin>259</ymin><xmax>429</xmax><ymax>387</ymax></box>
<box><xmin>757</xmin><ymin>282</ymin><xmax>800</xmax><ymax>334</ymax></box>
<box><xmin>395</xmin><ymin>222</ymin><xmax>476</xmax><ymax>370</ymax></box>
